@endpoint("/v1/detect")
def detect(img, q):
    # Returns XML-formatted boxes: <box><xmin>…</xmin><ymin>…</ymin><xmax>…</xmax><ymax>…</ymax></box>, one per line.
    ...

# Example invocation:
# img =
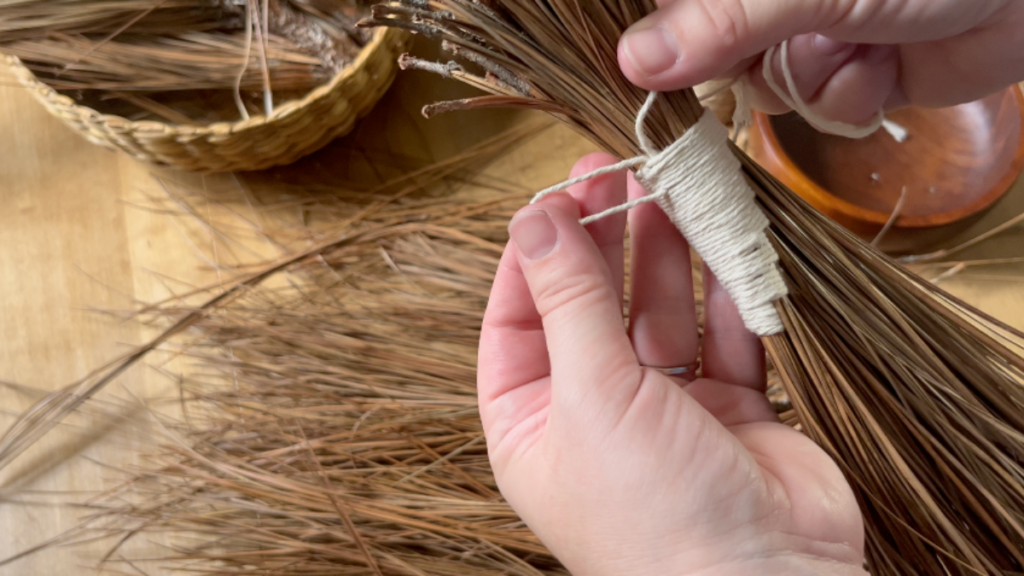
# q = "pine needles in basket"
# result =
<box><xmin>0</xmin><ymin>0</ymin><xmax>373</xmax><ymax>123</ymax></box>
<box><xmin>365</xmin><ymin>1</ymin><xmax>1024</xmax><ymax>574</ymax></box>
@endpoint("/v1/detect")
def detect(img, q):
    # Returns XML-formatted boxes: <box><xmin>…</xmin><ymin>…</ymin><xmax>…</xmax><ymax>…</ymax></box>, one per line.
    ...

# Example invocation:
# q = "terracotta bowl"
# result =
<box><xmin>746</xmin><ymin>86</ymin><xmax>1024</xmax><ymax>241</ymax></box>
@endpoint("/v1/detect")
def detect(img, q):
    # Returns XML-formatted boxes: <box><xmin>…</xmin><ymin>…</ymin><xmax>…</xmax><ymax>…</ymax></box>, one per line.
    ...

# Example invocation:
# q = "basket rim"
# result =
<box><xmin>3</xmin><ymin>26</ymin><xmax>405</xmax><ymax>137</ymax></box>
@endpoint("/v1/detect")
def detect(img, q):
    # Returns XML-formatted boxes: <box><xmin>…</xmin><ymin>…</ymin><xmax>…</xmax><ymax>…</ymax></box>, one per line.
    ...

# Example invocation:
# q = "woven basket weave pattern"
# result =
<box><xmin>4</xmin><ymin>27</ymin><xmax>408</xmax><ymax>173</ymax></box>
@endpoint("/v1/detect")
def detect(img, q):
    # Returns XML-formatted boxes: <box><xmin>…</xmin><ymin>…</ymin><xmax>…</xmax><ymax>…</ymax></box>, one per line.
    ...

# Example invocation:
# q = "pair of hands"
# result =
<box><xmin>478</xmin><ymin>1</ymin><xmax>1024</xmax><ymax>574</ymax></box>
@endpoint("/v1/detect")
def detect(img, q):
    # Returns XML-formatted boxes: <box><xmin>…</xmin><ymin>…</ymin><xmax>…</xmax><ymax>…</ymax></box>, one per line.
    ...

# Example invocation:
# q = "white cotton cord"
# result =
<box><xmin>881</xmin><ymin>118</ymin><xmax>909</xmax><ymax>142</ymax></box>
<box><xmin>536</xmin><ymin>93</ymin><xmax>674</xmax><ymax>225</ymax></box>
<box><xmin>727</xmin><ymin>40</ymin><xmax>909</xmax><ymax>142</ymax></box>
<box><xmin>532</xmin><ymin>91</ymin><xmax>667</xmax><ymax>217</ymax></box>
<box><xmin>579</xmin><ymin>187</ymin><xmax>664</xmax><ymax>225</ymax></box>
<box><xmin>762</xmin><ymin>40</ymin><xmax>884</xmax><ymax>139</ymax></box>
<box><xmin>533</xmin><ymin>92</ymin><xmax>664</xmax><ymax>222</ymax></box>
<box><xmin>636</xmin><ymin>107</ymin><xmax>787</xmax><ymax>335</ymax></box>
<box><xmin>635</xmin><ymin>91</ymin><xmax>660</xmax><ymax>156</ymax></box>
<box><xmin>527</xmin><ymin>92</ymin><xmax>787</xmax><ymax>335</ymax></box>
<box><xmin>531</xmin><ymin>156</ymin><xmax>645</xmax><ymax>204</ymax></box>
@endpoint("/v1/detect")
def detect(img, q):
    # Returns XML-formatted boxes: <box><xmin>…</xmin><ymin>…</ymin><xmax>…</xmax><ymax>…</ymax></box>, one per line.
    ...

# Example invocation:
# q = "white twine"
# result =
<box><xmin>763</xmin><ymin>40</ymin><xmax>884</xmax><ymax>138</ymax></box>
<box><xmin>531</xmin><ymin>92</ymin><xmax>787</xmax><ymax>335</ymax></box>
<box><xmin>732</xmin><ymin>39</ymin><xmax>908</xmax><ymax>141</ymax></box>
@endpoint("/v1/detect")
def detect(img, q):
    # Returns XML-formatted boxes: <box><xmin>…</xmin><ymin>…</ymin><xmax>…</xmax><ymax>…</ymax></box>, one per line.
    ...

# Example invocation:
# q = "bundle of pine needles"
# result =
<box><xmin>354</xmin><ymin>1</ymin><xmax>1024</xmax><ymax>574</ymax></box>
<box><xmin>0</xmin><ymin>0</ymin><xmax>374</xmax><ymax>122</ymax></box>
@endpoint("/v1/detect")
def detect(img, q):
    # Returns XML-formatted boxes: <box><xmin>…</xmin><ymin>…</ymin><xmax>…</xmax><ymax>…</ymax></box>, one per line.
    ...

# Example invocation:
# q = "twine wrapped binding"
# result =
<box><xmin>3</xmin><ymin>27</ymin><xmax>409</xmax><ymax>173</ymax></box>
<box><xmin>533</xmin><ymin>92</ymin><xmax>788</xmax><ymax>335</ymax></box>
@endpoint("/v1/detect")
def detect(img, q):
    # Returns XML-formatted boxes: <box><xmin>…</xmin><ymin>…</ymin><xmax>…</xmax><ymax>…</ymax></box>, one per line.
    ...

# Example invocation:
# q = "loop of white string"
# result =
<box><xmin>763</xmin><ymin>40</ymin><xmax>884</xmax><ymax>138</ymax></box>
<box><xmin>732</xmin><ymin>39</ymin><xmax>907</xmax><ymax>142</ymax></box>
<box><xmin>530</xmin><ymin>92</ymin><xmax>787</xmax><ymax>335</ymax></box>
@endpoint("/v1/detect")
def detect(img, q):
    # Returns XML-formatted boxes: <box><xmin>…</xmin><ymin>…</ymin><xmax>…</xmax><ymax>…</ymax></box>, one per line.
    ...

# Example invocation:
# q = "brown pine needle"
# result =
<box><xmin>871</xmin><ymin>185</ymin><xmax>907</xmax><ymax>247</ymax></box>
<box><xmin>901</xmin><ymin>210</ymin><xmax>1024</xmax><ymax>264</ymax></box>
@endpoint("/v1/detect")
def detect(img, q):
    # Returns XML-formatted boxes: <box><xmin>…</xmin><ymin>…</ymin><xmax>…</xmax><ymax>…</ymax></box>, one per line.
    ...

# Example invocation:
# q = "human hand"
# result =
<box><xmin>477</xmin><ymin>152</ymin><xmax>868</xmax><ymax>576</ymax></box>
<box><xmin>618</xmin><ymin>0</ymin><xmax>1024</xmax><ymax>125</ymax></box>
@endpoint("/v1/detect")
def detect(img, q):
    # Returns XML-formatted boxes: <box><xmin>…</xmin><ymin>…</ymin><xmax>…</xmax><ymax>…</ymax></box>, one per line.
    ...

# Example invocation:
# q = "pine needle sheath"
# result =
<box><xmin>364</xmin><ymin>1</ymin><xmax>1024</xmax><ymax>573</ymax></box>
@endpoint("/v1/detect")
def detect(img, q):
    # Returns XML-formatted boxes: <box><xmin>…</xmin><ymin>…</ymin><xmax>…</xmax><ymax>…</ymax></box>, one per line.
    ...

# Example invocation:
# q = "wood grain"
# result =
<box><xmin>1</xmin><ymin>56</ymin><xmax>1023</xmax><ymax>574</ymax></box>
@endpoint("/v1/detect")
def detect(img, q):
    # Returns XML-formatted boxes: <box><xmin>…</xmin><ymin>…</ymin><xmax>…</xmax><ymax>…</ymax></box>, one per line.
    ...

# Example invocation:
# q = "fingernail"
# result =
<box><xmin>811</xmin><ymin>34</ymin><xmax>853</xmax><ymax>56</ymax></box>
<box><xmin>509</xmin><ymin>210</ymin><xmax>558</xmax><ymax>260</ymax></box>
<box><xmin>622</xmin><ymin>24</ymin><xmax>679</xmax><ymax>77</ymax></box>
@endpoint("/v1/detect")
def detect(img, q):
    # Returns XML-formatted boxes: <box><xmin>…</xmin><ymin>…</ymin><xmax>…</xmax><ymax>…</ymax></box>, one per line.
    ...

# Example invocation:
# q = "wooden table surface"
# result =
<box><xmin>2</xmin><ymin>59</ymin><xmax>1024</xmax><ymax>574</ymax></box>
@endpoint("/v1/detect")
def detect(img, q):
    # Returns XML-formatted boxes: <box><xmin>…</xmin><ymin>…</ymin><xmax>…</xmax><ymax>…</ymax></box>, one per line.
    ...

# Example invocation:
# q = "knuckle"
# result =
<box><xmin>698</xmin><ymin>0</ymin><xmax>751</xmax><ymax>54</ymax></box>
<box><xmin>533</xmin><ymin>272</ymin><xmax>615</xmax><ymax>319</ymax></box>
<box><xmin>820</xmin><ymin>0</ymin><xmax>877</xmax><ymax>30</ymax></box>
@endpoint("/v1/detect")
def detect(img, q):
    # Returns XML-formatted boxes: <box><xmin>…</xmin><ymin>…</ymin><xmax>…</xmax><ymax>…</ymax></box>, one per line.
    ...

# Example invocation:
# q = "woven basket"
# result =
<box><xmin>4</xmin><ymin>27</ymin><xmax>408</xmax><ymax>173</ymax></box>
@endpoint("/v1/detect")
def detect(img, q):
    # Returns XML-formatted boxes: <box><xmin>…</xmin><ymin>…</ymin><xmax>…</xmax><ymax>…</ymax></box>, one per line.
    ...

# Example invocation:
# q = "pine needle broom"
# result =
<box><xmin>361</xmin><ymin>1</ymin><xmax>1024</xmax><ymax>573</ymax></box>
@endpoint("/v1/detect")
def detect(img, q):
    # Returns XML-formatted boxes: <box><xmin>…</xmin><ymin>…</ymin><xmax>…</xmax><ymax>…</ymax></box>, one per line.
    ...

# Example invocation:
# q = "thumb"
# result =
<box><xmin>617</xmin><ymin>0</ymin><xmax>1009</xmax><ymax>91</ymax></box>
<box><xmin>508</xmin><ymin>193</ymin><xmax>640</xmax><ymax>415</ymax></box>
